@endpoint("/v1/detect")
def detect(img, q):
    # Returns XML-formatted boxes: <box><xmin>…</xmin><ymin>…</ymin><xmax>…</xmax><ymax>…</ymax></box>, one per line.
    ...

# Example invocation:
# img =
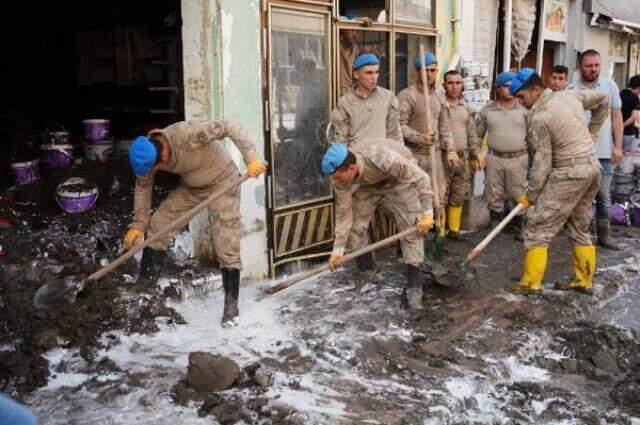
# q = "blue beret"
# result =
<box><xmin>344</xmin><ymin>11</ymin><xmax>358</xmax><ymax>20</ymax></box>
<box><xmin>129</xmin><ymin>136</ymin><xmax>157</xmax><ymax>176</ymax></box>
<box><xmin>496</xmin><ymin>71</ymin><xmax>515</xmax><ymax>88</ymax></box>
<box><xmin>510</xmin><ymin>68</ymin><xmax>536</xmax><ymax>96</ymax></box>
<box><xmin>321</xmin><ymin>144</ymin><xmax>349</xmax><ymax>174</ymax></box>
<box><xmin>414</xmin><ymin>53</ymin><xmax>437</xmax><ymax>70</ymax></box>
<box><xmin>353</xmin><ymin>53</ymin><xmax>379</xmax><ymax>71</ymax></box>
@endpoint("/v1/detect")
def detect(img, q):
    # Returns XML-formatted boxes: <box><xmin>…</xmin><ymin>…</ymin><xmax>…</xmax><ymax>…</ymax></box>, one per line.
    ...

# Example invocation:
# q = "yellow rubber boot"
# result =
<box><xmin>509</xmin><ymin>247</ymin><xmax>547</xmax><ymax>295</ymax></box>
<box><xmin>447</xmin><ymin>206</ymin><xmax>463</xmax><ymax>240</ymax></box>
<box><xmin>555</xmin><ymin>245</ymin><xmax>595</xmax><ymax>295</ymax></box>
<box><xmin>438</xmin><ymin>213</ymin><xmax>446</xmax><ymax>238</ymax></box>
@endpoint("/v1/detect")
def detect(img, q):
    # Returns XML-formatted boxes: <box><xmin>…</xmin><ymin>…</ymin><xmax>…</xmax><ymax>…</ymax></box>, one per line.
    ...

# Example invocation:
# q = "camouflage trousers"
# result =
<box><xmin>413</xmin><ymin>150</ymin><xmax>447</xmax><ymax>207</ymax></box>
<box><xmin>147</xmin><ymin>163</ymin><xmax>242</xmax><ymax>270</ymax></box>
<box><xmin>525</xmin><ymin>161</ymin><xmax>601</xmax><ymax>250</ymax></box>
<box><xmin>346</xmin><ymin>184</ymin><xmax>424</xmax><ymax>267</ymax></box>
<box><xmin>444</xmin><ymin>151</ymin><xmax>470</xmax><ymax>207</ymax></box>
<box><xmin>484</xmin><ymin>152</ymin><xmax>528</xmax><ymax>213</ymax></box>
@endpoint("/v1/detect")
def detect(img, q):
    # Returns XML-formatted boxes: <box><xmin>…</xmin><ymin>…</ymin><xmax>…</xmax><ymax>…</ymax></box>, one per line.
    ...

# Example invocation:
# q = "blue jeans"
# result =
<box><xmin>0</xmin><ymin>394</ymin><xmax>36</xmax><ymax>425</ymax></box>
<box><xmin>596</xmin><ymin>158</ymin><xmax>613</xmax><ymax>220</ymax></box>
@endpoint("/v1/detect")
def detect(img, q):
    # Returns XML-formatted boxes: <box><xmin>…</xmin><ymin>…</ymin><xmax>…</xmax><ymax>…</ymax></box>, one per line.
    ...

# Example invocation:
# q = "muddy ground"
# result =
<box><xmin>2</xmin><ymin>155</ymin><xmax>640</xmax><ymax>424</ymax></box>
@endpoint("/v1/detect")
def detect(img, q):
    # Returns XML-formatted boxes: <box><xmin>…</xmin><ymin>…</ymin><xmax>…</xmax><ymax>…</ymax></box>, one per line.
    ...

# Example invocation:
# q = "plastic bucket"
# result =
<box><xmin>83</xmin><ymin>119</ymin><xmax>110</xmax><ymax>141</ymax></box>
<box><xmin>10</xmin><ymin>160</ymin><xmax>40</xmax><ymax>186</ymax></box>
<box><xmin>55</xmin><ymin>177</ymin><xmax>98</xmax><ymax>213</ymax></box>
<box><xmin>614</xmin><ymin>172</ymin><xmax>636</xmax><ymax>196</ymax></box>
<box><xmin>84</xmin><ymin>139</ymin><xmax>114</xmax><ymax>163</ymax></box>
<box><xmin>41</xmin><ymin>144</ymin><xmax>73</xmax><ymax>170</ymax></box>
<box><xmin>610</xmin><ymin>203</ymin><xmax>631</xmax><ymax>226</ymax></box>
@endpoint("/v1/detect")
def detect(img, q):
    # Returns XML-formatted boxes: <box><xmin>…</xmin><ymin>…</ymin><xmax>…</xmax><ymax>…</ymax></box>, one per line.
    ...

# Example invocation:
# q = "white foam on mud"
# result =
<box><xmin>170</xmin><ymin>230</ymin><xmax>194</xmax><ymax>264</ymax></box>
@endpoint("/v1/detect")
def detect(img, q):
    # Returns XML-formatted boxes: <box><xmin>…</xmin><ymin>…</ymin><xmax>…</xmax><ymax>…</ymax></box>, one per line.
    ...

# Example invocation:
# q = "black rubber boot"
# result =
<box><xmin>221</xmin><ymin>268</ymin><xmax>240</xmax><ymax>328</ymax></box>
<box><xmin>356</xmin><ymin>252</ymin><xmax>377</xmax><ymax>280</ymax></box>
<box><xmin>489</xmin><ymin>210</ymin><xmax>503</xmax><ymax>228</ymax></box>
<box><xmin>136</xmin><ymin>248</ymin><xmax>165</xmax><ymax>286</ymax></box>
<box><xmin>512</xmin><ymin>215</ymin><xmax>525</xmax><ymax>241</ymax></box>
<box><xmin>404</xmin><ymin>264</ymin><xmax>423</xmax><ymax>310</ymax></box>
<box><xmin>596</xmin><ymin>219</ymin><xmax>620</xmax><ymax>251</ymax></box>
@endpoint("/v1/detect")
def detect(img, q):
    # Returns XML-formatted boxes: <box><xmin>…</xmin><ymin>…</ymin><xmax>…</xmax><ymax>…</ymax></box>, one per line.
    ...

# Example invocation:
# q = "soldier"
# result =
<box><xmin>442</xmin><ymin>70</ymin><xmax>482</xmax><ymax>239</ymax></box>
<box><xmin>338</xmin><ymin>28</ymin><xmax>359</xmax><ymax>97</ymax></box>
<box><xmin>509</xmin><ymin>69</ymin><xmax>609</xmax><ymax>296</ymax></box>
<box><xmin>331</xmin><ymin>53</ymin><xmax>403</xmax><ymax>152</ymax></box>
<box><xmin>124</xmin><ymin>120</ymin><xmax>267</xmax><ymax>327</ymax></box>
<box><xmin>397</xmin><ymin>52</ymin><xmax>457</xmax><ymax>220</ymax></box>
<box><xmin>476</xmin><ymin>71</ymin><xmax>528</xmax><ymax>238</ymax></box>
<box><xmin>569</xmin><ymin>49</ymin><xmax>624</xmax><ymax>250</ymax></box>
<box><xmin>321</xmin><ymin>140</ymin><xmax>434</xmax><ymax>309</ymax></box>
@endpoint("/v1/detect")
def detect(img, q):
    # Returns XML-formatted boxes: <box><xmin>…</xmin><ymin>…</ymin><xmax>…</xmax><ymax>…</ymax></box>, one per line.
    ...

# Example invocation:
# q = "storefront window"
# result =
<box><xmin>395</xmin><ymin>33</ymin><xmax>435</xmax><ymax>92</ymax></box>
<box><xmin>394</xmin><ymin>0</ymin><xmax>434</xmax><ymax>27</ymax></box>
<box><xmin>270</xmin><ymin>9</ymin><xmax>332</xmax><ymax>209</ymax></box>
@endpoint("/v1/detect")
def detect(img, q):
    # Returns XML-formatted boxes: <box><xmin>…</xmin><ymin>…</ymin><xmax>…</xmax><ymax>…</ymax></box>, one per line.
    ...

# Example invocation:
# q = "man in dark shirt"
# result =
<box><xmin>621</xmin><ymin>74</ymin><xmax>640</xmax><ymax>150</ymax></box>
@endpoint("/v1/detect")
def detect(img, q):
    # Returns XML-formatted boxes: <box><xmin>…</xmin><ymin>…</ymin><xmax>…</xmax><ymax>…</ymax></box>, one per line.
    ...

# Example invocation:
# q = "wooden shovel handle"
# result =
<box><xmin>265</xmin><ymin>227</ymin><xmax>418</xmax><ymax>294</ymax></box>
<box><xmin>465</xmin><ymin>203</ymin><xmax>524</xmax><ymax>264</ymax></box>
<box><xmin>88</xmin><ymin>173</ymin><xmax>251</xmax><ymax>282</ymax></box>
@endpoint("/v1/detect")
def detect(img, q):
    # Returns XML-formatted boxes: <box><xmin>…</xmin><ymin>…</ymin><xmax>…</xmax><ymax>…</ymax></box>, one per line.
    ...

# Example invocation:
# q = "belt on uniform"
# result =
<box><xmin>552</xmin><ymin>156</ymin><xmax>594</xmax><ymax>168</ymax></box>
<box><xmin>490</xmin><ymin>149</ymin><xmax>527</xmax><ymax>159</ymax></box>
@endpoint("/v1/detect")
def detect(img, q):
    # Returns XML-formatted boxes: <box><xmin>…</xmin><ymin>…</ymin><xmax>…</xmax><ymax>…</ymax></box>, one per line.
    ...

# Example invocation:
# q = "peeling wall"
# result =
<box><xmin>182</xmin><ymin>0</ymin><xmax>269</xmax><ymax>280</ymax></box>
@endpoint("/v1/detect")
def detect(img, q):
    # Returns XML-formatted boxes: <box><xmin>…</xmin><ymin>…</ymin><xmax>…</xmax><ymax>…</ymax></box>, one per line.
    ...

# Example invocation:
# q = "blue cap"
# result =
<box><xmin>496</xmin><ymin>71</ymin><xmax>515</xmax><ymax>88</ymax></box>
<box><xmin>353</xmin><ymin>53</ymin><xmax>380</xmax><ymax>71</ymax></box>
<box><xmin>129</xmin><ymin>136</ymin><xmax>157</xmax><ymax>175</ymax></box>
<box><xmin>414</xmin><ymin>53</ymin><xmax>437</xmax><ymax>70</ymax></box>
<box><xmin>321</xmin><ymin>144</ymin><xmax>349</xmax><ymax>174</ymax></box>
<box><xmin>510</xmin><ymin>68</ymin><xmax>536</xmax><ymax>96</ymax></box>
<box><xmin>344</xmin><ymin>10</ymin><xmax>358</xmax><ymax>20</ymax></box>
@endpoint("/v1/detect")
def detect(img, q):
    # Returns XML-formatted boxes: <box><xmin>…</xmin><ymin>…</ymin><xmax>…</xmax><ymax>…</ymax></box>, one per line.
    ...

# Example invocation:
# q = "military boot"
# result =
<box><xmin>596</xmin><ymin>219</ymin><xmax>620</xmax><ymax>251</ymax></box>
<box><xmin>555</xmin><ymin>245</ymin><xmax>595</xmax><ymax>295</ymax></box>
<box><xmin>404</xmin><ymin>264</ymin><xmax>423</xmax><ymax>310</ymax></box>
<box><xmin>489</xmin><ymin>210</ymin><xmax>503</xmax><ymax>228</ymax></box>
<box><xmin>356</xmin><ymin>252</ymin><xmax>377</xmax><ymax>281</ymax></box>
<box><xmin>512</xmin><ymin>215</ymin><xmax>525</xmax><ymax>241</ymax></box>
<box><xmin>508</xmin><ymin>247</ymin><xmax>546</xmax><ymax>295</ymax></box>
<box><xmin>136</xmin><ymin>248</ymin><xmax>165</xmax><ymax>287</ymax></box>
<box><xmin>221</xmin><ymin>268</ymin><xmax>240</xmax><ymax>328</ymax></box>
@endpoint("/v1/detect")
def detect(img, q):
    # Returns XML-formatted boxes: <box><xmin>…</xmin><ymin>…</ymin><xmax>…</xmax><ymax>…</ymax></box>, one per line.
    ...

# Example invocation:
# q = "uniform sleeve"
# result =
<box><xmin>475</xmin><ymin>105</ymin><xmax>488</xmax><ymax>139</ymax></box>
<box><xmin>573</xmin><ymin>90</ymin><xmax>610</xmax><ymax>135</ymax></box>
<box><xmin>466</xmin><ymin>108</ymin><xmax>481</xmax><ymax>156</ymax></box>
<box><xmin>386</xmin><ymin>96</ymin><xmax>404</xmax><ymax>144</ymax></box>
<box><xmin>208</xmin><ymin>120</ymin><xmax>260</xmax><ymax>164</ymax></box>
<box><xmin>379</xmin><ymin>154</ymin><xmax>433</xmax><ymax>213</ymax></box>
<box><xmin>526</xmin><ymin>115</ymin><xmax>553</xmax><ymax>203</ymax></box>
<box><xmin>132</xmin><ymin>173</ymin><xmax>155</xmax><ymax>232</ymax></box>
<box><xmin>397</xmin><ymin>90</ymin><xmax>423</xmax><ymax>145</ymax></box>
<box><xmin>438</xmin><ymin>105</ymin><xmax>455</xmax><ymax>152</ymax></box>
<box><xmin>332</xmin><ymin>184</ymin><xmax>353</xmax><ymax>255</ymax></box>
<box><xmin>331</xmin><ymin>98</ymin><xmax>351</xmax><ymax>143</ymax></box>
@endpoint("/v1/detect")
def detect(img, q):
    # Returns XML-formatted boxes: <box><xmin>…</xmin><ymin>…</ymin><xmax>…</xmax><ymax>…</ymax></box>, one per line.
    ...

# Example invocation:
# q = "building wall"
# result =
<box><xmin>182</xmin><ymin>0</ymin><xmax>269</xmax><ymax>280</ymax></box>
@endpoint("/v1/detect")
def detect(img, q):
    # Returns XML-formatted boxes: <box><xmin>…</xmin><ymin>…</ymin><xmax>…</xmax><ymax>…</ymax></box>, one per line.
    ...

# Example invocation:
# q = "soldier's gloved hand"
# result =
<box><xmin>416</xmin><ymin>212</ymin><xmax>434</xmax><ymax>234</ymax></box>
<box><xmin>328</xmin><ymin>252</ymin><xmax>343</xmax><ymax>271</ymax></box>
<box><xmin>420</xmin><ymin>132</ymin><xmax>435</xmax><ymax>146</ymax></box>
<box><xmin>447</xmin><ymin>151</ymin><xmax>460</xmax><ymax>168</ymax></box>
<box><xmin>247</xmin><ymin>160</ymin><xmax>267</xmax><ymax>178</ymax></box>
<box><xmin>469</xmin><ymin>158</ymin><xmax>479</xmax><ymax>173</ymax></box>
<box><xmin>475</xmin><ymin>153</ymin><xmax>485</xmax><ymax>169</ymax></box>
<box><xmin>124</xmin><ymin>228</ymin><xmax>144</xmax><ymax>250</ymax></box>
<box><xmin>517</xmin><ymin>195</ymin><xmax>531</xmax><ymax>209</ymax></box>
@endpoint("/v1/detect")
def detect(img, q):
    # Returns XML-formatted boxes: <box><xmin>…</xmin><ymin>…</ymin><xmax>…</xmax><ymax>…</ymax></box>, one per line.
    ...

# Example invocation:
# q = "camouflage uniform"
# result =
<box><xmin>331</xmin><ymin>87</ymin><xmax>403</xmax><ymax>152</ymax></box>
<box><xmin>476</xmin><ymin>101</ymin><xmax>529</xmax><ymax>213</ymax></box>
<box><xmin>339</xmin><ymin>43</ymin><xmax>359</xmax><ymax>97</ymax></box>
<box><xmin>132</xmin><ymin>120</ymin><xmax>260</xmax><ymax>270</ymax></box>
<box><xmin>444</xmin><ymin>100</ymin><xmax>480</xmax><ymax>207</ymax></box>
<box><xmin>524</xmin><ymin>89</ymin><xmax>609</xmax><ymax>249</ymax></box>
<box><xmin>397</xmin><ymin>84</ymin><xmax>454</xmax><ymax>206</ymax></box>
<box><xmin>333</xmin><ymin>139</ymin><xmax>433</xmax><ymax>267</ymax></box>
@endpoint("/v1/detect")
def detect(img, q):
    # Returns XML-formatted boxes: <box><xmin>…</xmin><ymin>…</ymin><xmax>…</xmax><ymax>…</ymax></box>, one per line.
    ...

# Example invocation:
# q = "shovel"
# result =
<box><xmin>417</xmin><ymin>44</ymin><xmax>444</xmax><ymax>260</ymax></box>
<box><xmin>33</xmin><ymin>173</ymin><xmax>251</xmax><ymax>309</ymax></box>
<box><xmin>432</xmin><ymin>203</ymin><xmax>525</xmax><ymax>287</ymax></box>
<box><xmin>264</xmin><ymin>227</ymin><xmax>417</xmax><ymax>294</ymax></box>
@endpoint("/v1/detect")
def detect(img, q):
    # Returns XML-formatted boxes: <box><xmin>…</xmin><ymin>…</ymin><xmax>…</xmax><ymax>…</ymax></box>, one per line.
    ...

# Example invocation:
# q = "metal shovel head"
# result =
<box><xmin>430</xmin><ymin>259</ymin><xmax>469</xmax><ymax>288</ymax></box>
<box><xmin>33</xmin><ymin>275</ymin><xmax>84</xmax><ymax>309</ymax></box>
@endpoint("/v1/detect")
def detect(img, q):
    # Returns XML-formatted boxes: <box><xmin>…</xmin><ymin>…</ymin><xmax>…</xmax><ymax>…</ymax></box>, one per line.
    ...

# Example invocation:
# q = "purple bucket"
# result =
<box><xmin>55</xmin><ymin>178</ymin><xmax>98</xmax><ymax>213</ymax></box>
<box><xmin>84</xmin><ymin>139</ymin><xmax>114</xmax><ymax>163</ymax></box>
<box><xmin>10</xmin><ymin>160</ymin><xmax>40</xmax><ymax>186</ymax></box>
<box><xmin>41</xmin><ymin>144</ymin><xmax>73</xmax><ymax>170</ymax></box>
<box><xmin>83</xmin><ymin>119</ymin><xmax>110</xmax><ymax>141</ymax></box>
<box><xmin>610</xmin><ymin>203</ymin><xmax>631</xmax><ymax>226</ymax></box>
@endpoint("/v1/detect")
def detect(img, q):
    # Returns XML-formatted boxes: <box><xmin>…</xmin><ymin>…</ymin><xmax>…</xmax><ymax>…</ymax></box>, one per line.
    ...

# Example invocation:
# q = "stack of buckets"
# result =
<box><xmin>83</xmin><ymin>119</ymin><xmax>114</xmax><ymax>163</ymax></box>
<box><xmin>611</xmin><ymin>137</ymin><xmax>640</xmax><ymax>226</ymax></box>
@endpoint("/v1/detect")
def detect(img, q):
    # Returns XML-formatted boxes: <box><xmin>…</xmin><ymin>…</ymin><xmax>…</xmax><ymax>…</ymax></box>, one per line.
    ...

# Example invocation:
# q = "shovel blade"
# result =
<box><xmin>33</xmin><ymin>276</ymin><xmax>84</xmax><ymax>309</ymax></box>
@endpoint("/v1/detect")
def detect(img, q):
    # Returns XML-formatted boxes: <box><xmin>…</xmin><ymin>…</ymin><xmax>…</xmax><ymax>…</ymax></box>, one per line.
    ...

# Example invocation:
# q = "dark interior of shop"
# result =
<box><xmin>0</xmin><ymin>0</ymin><xmax>183</xmax><ymax>188</ymax></box>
